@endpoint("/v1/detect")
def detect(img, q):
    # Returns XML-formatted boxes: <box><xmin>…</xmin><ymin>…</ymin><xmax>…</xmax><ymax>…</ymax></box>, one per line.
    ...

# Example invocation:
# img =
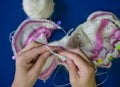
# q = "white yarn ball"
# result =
<box><xmin>23</xmin><ymin>0</ymin><xmax>54</xmax><ymax>19</ymax></box>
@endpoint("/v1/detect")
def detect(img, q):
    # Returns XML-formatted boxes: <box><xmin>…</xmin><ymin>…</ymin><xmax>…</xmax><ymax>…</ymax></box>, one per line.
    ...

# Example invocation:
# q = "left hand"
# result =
<box><xmin>12</xmin><ymin>41</ymin><xmax>57</xmax><ymax>87</ymax></box>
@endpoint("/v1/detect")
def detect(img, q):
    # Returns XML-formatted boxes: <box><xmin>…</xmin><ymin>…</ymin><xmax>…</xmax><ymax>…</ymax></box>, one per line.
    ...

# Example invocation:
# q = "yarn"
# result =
<box><xmin>45</xmin><ymin>46</ymin><xmax>67</xmax><ymax>62</ymax></box>
<box><xmin>9</xmin><ymin>0</ymin><xmax>120</xmax><ymax>86</ymax></box>
<box><xmin>23</xmin><ymin>0</ymin><xmax>54</xmax><ymax>19</ymax></box>
<box><xmin>10</xmin><ymin>6</ymin><xmax>120</xmax><ymax>84</ymax></box>
<box><xmin>52</xmin><ymin>66</ymin><xmax>70</xmax><ymax>87</ymax></box>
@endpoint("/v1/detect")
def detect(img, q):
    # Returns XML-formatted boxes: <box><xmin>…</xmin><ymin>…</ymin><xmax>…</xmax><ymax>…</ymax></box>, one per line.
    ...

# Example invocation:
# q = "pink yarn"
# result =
<box><xmin>11</xmin><ymin>11</ymin><xmax>120</xmax><ymax>81</ymax></box>
<box><xmin>24</xmin><ymin>27</ymin><xmax>52</xmax><ymax>46</ymax></box>
<box><xmin>11</xmin><ymin>19</ymin><xmax>62</xmax><ymax>81</ymax></box>
<box><xmin>89</xmin><ymin>12</ymin><xmax>118</xmax><ymax>21</ymax></box>
<box><xmin>93</xmin><ymin>19</ymin><xmax>109</xmax><ymax>55</ymax></box>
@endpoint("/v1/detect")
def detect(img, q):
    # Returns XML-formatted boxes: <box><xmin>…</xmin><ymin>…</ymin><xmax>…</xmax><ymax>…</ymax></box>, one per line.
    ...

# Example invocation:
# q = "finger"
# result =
<box><xmin>18</xmin><ymin>44</ymin><xmax>58</xmax><ymax>61</ymax></box>
<box><xmin>68</xmin><ymin>49</ymin><xmax>95</xmax><ymax>67</ymax></box>
<box><xmin>68</xmin><ymin>49</ymin><xmax>90</xmax><ymax>63</ymax></box>
<box><xmin>29</xmin><ymin>51</ymin><xmax>51</xmax><ymax>76</ymax></box>
<box><xmin>20</xmin><ymin>41</ymin><xmax>43</xmax><ymax>54</ymax></box>
<box><xmin>59</xmin><ymin>51</ymin><xmax>88</xmax><ymax>71</ymax></box>
<box><xmin>67</xmin><ymin>59</ymin><xmax>79</xmax><ymax>80</ymax></box>
<box><xmin>19</xmin><ymin>47</ymin><xmax>47</xmax><ymax>62</ymax></box>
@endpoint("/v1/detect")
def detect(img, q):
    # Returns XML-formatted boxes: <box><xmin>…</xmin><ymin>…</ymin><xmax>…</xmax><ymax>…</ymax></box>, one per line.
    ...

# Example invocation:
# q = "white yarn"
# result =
<box><xmin>96</xmin><ymin>69</ymin><xmax>110</xmax><ymax>76</ymax></box>
<box><xmin>45</xmin><ymin>46</ymin><xmax>67</xmax><ymax>61</ymax></box>
<box><xmin>52</xmin><ymin>66</ymin><xmax>70</xmax><ymax>87</ymax></box>
<box><xmin>23</xmin><ymin>0</ymin><xmax>54</xmax><ymax>19</ymax></box>
<box><xmin>97</xmin><ymin>75</ymin><xmax>109</xmax><ymax>87</ymax></box>
<box><xmin>9</xmin><ymin>31</ymin><xmax>15</xmax><ymax>43</ymax></box>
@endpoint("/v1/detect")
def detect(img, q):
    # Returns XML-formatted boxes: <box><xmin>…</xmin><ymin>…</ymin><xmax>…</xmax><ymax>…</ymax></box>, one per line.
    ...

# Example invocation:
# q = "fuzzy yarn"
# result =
<box><xmin>11</xmin><ymin>11</ymin><xmax>120</xmax><ymax>81</ymax></box>
<box><xmin>67</xmin><ymin>11</ymin><xmax>120</xmax><ymax>68</ymax></box>
<box><xmin>23</xmin><ymin>0</ymin><xmax>54</xmax><ymax>19</ymax></box>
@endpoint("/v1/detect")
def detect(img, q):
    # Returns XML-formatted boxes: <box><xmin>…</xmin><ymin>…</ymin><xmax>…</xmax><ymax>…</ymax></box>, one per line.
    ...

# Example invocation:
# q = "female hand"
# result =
<box><xmin>12</xmin><ymin>41</ymin><xmax>56</xmax><ymax>87</ymax></box>
<box><xmin>59</xmin><ymin>49</ymin><xmax>96</xmax><ymax>87</ymax></box>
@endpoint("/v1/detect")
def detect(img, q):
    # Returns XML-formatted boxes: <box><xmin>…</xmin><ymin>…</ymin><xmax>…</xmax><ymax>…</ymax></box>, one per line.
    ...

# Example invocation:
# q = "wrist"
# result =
<box><xmin>12</xmin><ymin>76</ymin><xmax>33</xmax><ymax>87</ymax></box>
<box><xmin>12</xmin><ymin>81</ymin><xmax>33</xmax><ymax>87</ymax></box>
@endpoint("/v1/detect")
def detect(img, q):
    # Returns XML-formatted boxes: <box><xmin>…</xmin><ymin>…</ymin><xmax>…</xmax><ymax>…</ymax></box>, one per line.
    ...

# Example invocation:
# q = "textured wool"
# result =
<box><xmin>11</xmin><ymin>19</ymin><xmax>62</xmax><ymax>80</ymax></box>
<box><xmin>11</xmin><ymin>11</ymin><xmax>120</xmax><ymax>80</ymax></box>
<box><xmin>23</xmin><ymin>0</ymin><xmax>54</xmax><ymax>19</ymax></box>
<box><xmin>67</xmin><ymin>11</ymin><xmax>120</xmax><ymax>68</ymax></box>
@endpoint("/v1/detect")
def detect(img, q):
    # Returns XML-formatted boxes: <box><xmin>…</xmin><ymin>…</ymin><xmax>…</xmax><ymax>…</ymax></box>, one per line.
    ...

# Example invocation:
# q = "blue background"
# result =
<box><xmin>0</xmin><ymin>0</ymin><xmax>120</xmax><ymax>87</ymax></box>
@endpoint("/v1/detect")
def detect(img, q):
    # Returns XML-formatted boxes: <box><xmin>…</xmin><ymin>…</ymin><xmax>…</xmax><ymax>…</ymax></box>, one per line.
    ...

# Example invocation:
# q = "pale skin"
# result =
<box><xmin>12</xmin><ymin>41</ymin><xmax>96</xmax><ymax>87</ymax></box>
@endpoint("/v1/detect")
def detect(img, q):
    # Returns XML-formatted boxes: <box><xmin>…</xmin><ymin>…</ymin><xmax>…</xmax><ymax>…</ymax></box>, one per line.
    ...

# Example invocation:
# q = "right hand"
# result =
<box><xmin>59</xmin><ymin>49</ymin><xmax>96</xmax><ymax>87</ymax></box>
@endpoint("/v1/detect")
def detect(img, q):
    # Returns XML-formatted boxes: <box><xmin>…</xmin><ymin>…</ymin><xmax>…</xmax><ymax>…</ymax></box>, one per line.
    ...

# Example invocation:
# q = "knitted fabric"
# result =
<box><xmin>11</xmin><ymin>11</ymin><xmax>120</xmax><ymax>81</ymax></box>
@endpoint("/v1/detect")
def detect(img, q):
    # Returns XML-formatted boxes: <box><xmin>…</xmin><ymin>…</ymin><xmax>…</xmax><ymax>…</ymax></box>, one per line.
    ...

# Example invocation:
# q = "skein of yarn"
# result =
<box><xmin>23</xmin><ymin>0</ymin><xmax>54</xmax><ymax>19</ymax></box>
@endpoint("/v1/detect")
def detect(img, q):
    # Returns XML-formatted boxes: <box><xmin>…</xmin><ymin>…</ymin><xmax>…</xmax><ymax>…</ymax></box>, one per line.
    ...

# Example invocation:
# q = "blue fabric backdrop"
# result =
<box><xmin>0</xmin><ymin>0</ymin><xmax>120</xmax><ymax>87</ymax></box>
